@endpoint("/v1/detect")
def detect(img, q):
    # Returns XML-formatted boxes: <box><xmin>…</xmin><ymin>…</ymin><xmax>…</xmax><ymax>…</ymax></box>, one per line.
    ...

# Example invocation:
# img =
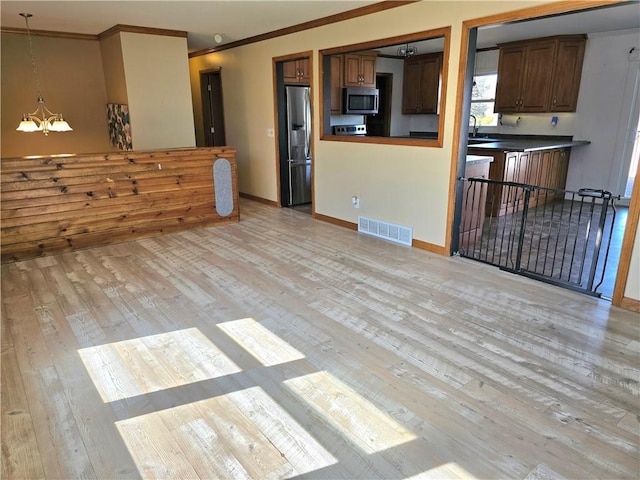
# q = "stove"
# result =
<box><xmin>333</xmin><ymin>124</ymin><xmax>367</xmax><ymax>136</ymax></box>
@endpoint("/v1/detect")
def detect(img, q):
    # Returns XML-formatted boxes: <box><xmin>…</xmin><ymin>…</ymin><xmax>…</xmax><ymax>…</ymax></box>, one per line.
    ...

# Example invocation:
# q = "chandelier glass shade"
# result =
<box><xmin>397</xmin><ymin>43</ymin><xmax>418</xmax><ymax>57</ymax></box>
<box><xmin>16</xmin><ymin>13</ymin><xmax>72</xmax><ymax>135</ymax></box>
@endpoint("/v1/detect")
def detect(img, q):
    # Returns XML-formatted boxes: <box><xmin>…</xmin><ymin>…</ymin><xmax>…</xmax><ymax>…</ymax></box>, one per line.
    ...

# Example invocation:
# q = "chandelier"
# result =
<box><xmin>16</xmin><ymin>13</ymin><xmax>72</xmax><ymax>135</ymax></box>
<box><xmin>397</xmin><ymin>43</ymin><xmax>418</xmax><ymax>57</ymax></box>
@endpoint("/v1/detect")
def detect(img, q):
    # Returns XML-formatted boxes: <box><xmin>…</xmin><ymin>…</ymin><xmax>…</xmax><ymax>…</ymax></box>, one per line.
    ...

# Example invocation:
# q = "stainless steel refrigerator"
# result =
<box><xmin>285</xmin><ymin>85</ymin><xmax>312</xmax><ymax>206</ymax></box>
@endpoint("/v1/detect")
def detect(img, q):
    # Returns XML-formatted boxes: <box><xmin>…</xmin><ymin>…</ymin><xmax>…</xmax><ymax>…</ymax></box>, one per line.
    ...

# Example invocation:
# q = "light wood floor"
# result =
<box><xmin>2</xmin><ymin>199</ymin><xmax>639</xmax><ymax>479</ymax></box>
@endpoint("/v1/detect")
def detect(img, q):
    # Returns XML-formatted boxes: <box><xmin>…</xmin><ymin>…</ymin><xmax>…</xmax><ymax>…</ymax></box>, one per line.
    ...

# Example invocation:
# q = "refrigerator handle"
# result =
<box><xmin>286</xmin><ymin>90</ymin><xmax>293</xmax><ymax>161</ymax></box>
<box><xmin>304</xmin><ymin>88</ymin><xmax>311</xmax><ymax>160</ymax></box>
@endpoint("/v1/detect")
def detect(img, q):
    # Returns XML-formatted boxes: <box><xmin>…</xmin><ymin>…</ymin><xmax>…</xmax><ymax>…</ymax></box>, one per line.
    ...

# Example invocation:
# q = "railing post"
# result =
<box><xmin>514</xmin><ymin>186</ymin><xmax>532</xmax><ymax>272</ymax></box>
<box><xmin>586</xmin><ymin>190</ymin><xmax>612</xmax><ymax>292</ymax></box>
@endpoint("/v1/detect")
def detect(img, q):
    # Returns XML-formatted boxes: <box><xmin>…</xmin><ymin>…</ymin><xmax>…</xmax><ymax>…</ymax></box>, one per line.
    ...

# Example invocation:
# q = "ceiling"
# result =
<box><xmin>1</xmin><ymin>1</ymin><xmax>638</xmax><ymax>54</ymax></box>
<box><xmin>0</xmin><ymin>0</ymin><xmax>380</xmax><ymax>52</ymax></box>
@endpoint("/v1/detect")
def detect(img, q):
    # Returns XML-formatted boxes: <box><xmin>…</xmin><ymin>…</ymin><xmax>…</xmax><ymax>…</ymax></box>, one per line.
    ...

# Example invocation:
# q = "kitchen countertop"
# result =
<box><xmin>467</xmin><ymin>135</ymin><xmax>590</xmax><ymax>152</ymax></box>
<box><xmin>466</xmin><ymin>154</ymin><xmax>493</xmax><ymax>165</ymax></box>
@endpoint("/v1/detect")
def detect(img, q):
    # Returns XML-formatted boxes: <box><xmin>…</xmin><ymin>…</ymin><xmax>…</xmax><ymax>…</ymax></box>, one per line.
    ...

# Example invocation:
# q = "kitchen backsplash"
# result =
<box><xmin>479</xmin><ymin>112</ymin><xmax>581</xmax><ymax>138</ymax></box>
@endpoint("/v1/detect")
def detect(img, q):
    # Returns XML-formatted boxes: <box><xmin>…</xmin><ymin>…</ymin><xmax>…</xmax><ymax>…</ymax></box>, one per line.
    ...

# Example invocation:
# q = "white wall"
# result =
<box><xmin>566</xmin><ymin>29</ymin><xmax>640</xmax><ymax>195</ymax></box>
<box><xmin>120</xmin><ymin>32</ymin><xmax>196</xmax><ymax>151</ymax></box>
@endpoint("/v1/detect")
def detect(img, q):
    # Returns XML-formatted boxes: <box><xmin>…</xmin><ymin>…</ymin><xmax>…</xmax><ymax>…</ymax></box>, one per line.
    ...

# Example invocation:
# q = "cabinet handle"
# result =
<box><xmin>552</xmin><ymin>96</ymin><xmax>557</xmax><ymax>105</ymax></box>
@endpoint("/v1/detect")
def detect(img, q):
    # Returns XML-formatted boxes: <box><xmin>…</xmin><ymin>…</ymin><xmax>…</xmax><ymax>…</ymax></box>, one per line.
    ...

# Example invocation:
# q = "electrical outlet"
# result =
<box><xmin>352</xmin><ymin>196</ymin><xmax>360</xmax><ymax>208</ymax></box>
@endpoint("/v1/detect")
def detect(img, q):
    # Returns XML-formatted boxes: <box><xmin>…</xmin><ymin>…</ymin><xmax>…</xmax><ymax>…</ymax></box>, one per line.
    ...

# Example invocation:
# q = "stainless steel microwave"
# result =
<box><xmin>342</xmin><ymin>87</ymin><xmax>379</xmax><ymax>115</ymax></box>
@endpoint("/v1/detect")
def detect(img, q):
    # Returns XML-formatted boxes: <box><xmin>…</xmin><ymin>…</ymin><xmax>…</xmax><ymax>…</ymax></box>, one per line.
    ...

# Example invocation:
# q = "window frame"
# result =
<box><xmin>319</xmin><ymin>26</ymin><xmax>451</xmax><ymax>148</ymax></box>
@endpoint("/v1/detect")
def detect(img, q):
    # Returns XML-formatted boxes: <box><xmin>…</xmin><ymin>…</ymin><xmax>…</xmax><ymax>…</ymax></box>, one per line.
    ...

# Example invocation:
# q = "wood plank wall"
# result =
<box><xmin>1</xmin><ymin>147</ymin><xmax>239</xmax><ymax>263</ymax></box>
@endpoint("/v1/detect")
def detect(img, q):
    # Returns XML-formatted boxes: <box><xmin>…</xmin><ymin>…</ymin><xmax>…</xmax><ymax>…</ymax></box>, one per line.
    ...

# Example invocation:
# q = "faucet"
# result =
<box><xmin>469</xmin><ymin>115</ymin><xmax>479</xmax><ymax>137</ymax></box>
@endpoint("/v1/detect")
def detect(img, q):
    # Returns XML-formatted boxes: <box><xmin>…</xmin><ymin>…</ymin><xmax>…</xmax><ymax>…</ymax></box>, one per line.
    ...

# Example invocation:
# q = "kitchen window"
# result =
<box><xmin>471</xmin><ymin>73</ymin><xmax>499</xmax><ymax>126</ymax></box>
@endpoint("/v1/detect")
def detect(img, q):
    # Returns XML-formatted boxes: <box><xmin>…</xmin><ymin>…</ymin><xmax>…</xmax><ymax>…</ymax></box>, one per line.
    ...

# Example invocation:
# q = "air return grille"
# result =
<box><xmin>358</xmin><ymin>216</ymin><xmax>413</xmax><ymax>246</ymax></box>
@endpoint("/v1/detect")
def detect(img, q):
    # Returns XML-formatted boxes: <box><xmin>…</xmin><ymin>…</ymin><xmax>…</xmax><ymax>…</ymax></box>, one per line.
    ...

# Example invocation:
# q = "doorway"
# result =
<box><xmin>454</xmin><ymin>4</ymin><xmax>638</xmax><ymax>302</ymax></box>
<box><xmin>274</xmin><ymin>54</ymin><xmax>313</xmax><ymax>212</ymax></box>
<box><xmin>366</xmin><ymin>73</ymin><xmax>392</xmax><ymax>137</ymax></box>
<box><xmin>200</xmin><ymin>69</ymin><xmax>226</xmax><ymax>146</ymax></box>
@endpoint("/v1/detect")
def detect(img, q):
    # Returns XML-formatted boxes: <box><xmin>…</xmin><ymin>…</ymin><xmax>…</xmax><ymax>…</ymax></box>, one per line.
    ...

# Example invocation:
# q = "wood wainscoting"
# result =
<box><xmin>1</xmin><ymin>147</ymin><xmax>238</xmax><ymax>263</ymax></box>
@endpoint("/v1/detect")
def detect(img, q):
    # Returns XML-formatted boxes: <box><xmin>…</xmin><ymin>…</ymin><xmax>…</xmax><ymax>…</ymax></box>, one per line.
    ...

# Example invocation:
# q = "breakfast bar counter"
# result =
<box><xmin>1</xmin><ymin>146</ymin><xmax>239</xmax><ymax>263</ymax></box>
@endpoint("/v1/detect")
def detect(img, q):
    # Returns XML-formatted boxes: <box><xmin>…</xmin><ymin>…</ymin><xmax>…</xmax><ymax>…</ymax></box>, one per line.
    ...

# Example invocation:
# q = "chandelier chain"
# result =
<box><xmin>21</xmin><ymin>13</ymin><xmax>42</xmax><ymax>99</ymax></box>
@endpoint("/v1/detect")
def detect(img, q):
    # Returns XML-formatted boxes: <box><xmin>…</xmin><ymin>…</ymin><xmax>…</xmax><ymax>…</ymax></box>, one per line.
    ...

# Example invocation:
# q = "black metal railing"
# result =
<box><xmin>457</xmin><ymin>177</ymin><xmax>617</xmax><ymax>297</ymax></box>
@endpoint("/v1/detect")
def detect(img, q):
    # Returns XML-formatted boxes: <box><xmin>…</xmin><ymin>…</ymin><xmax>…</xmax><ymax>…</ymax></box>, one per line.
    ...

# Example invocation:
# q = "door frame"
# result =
<box><xmin>272</xmin><ymin>51</ymin><xmax>314</xmax><ymax>210</ymax></box>
<box><xmin>449</xmin><ymin>0</ymin><xmax>638</xmax><ymax>309</ymax></box>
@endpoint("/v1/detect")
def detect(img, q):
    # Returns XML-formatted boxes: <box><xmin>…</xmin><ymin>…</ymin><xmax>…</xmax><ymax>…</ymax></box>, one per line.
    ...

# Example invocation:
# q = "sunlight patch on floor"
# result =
<box><xmin>405</xmin><ymin>461</ymin><xmax>481</xmax><ymax>479</ymax></box>
<box><xmin>78</xmin><ymin>327</ymin><xmax>241</xmax><ymax>402</ymax></box>
<box><xmin>115</xmin><ymin>386</ymin><xmax>337</xmax><ymax>478</ymax></box>
<box><xmin>218</xmin><ymin>317</ymin><xmax>306</xmax><ymax>366</ymax></box>
<box><xmin>284</xmin><ymin>371</ymin><xmax>416</xmax><ymax>454</ymax></box>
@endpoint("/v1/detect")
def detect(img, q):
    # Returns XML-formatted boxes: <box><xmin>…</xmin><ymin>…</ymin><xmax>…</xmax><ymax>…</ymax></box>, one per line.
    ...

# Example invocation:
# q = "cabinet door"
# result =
<box><xmin>283</xmin><ymin>60</ymin><xmax>299</xmax><ymax>83</ymax></box>
<box><xmin>551</xmin><ymin>148</ymin><xmax>570</xmax><ymax>190</ymax></box>
<box><xmin>495</xmin><ymin>46</ymin><xmax>526</xmax><ymax>113</ymax></box>
<box><xmin>330</xmin><ymin>55</ymin><xmax>343</xmax><ymax>114</ymax></box>
<box><xmin>520</xmin><ymin>41</ymin><xmax>555</xmax><ymax>112</ymax></box>
<box><xmin>402</xmin><ymin>54</ymin><xmax>440</xmax><ymax>114</ymax></box>
<box><xmin>550</xmin><ymin>39</ymin><xmax>585</xmax><ymax>112</ymax></box>
<box><xmin>359</xmin><ymin>54</ymin><xmax>377</xmax><ymax>87</ymax></box>
<box><xmin>343</xmin><ymin>53</ymin><xmax>377</xmax><ymax>87</ymax></box>
<box><xmin>402</xmin><ymin>59</ymin><xmax>422</xmax><ymax>114</ymax></box>
<box><xmin>417</xmin><ymin>55</ymin><xmax>441</xmax><ymax>114</ymax></box>
<box><xmin>343</xmin><ymin>54</ymin><xmax>363</xmax><ymax>86</ymax></box>
<box><xmin>297</xmin><ymin>58</ymin><xmax>310</xmax><ymax>84</ymax></box>
<box><xmin>283</xmin><ymin>59</ymin><xmax>310</xmax><ymax>85</ymax></box>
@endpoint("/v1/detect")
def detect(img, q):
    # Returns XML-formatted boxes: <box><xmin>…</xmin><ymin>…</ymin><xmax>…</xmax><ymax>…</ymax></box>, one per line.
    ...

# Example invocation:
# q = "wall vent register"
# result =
<box><xmin>358</xmin><ymin>216</ymin><xmax>413</xmax><ymax>247</ymax></box>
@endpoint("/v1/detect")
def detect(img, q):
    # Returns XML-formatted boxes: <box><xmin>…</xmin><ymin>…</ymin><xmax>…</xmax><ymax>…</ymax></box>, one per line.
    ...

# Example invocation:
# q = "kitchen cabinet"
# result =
<box><xmin>330</xmin><ymin>55</ymin><xmax>343</xmax><ymax>114</ymax></box>
<box><xmin>495</xmin><ymin>35</ymin><xmax>586</xmax><ymax>113</ymax></box>
<box><xmin>468</xmin><ymin>146</ymin><xmax>571</xmax><ymax>217</ymax></box>
<box><xmin>549</xmin><ymin>37</ymin><xmax>586</xmax><ymax>111</ymax></box>
<box><xmin>283</xmin><ymin>58</ymin><xmax>310</xmax><ymax>85</ymax></box>
<box><xmin>402</xmin><ymin>52</ymin><xmax>441</xmax><ymax>114</ymax></box>
<box><xmin>495</xmin><ymin>40</ymin><xmax>555</xmax><ymax>113</ymax></box>
<box><xmin>343</xmin><ymin>52</ymin><xmax>377</xmax><ymax>87</ymax></box>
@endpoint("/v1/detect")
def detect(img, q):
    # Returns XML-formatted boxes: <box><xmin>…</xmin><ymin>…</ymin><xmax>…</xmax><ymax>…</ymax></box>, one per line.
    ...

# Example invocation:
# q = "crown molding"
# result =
<box><xmin>189</xmin><ymin>0</ymin><xmax>417</xmax><ymax>58</ymax></box>
<box><xmin>98</xmin><ymin>24</ymin><xmax>188</xmax><ymax>40</ymax></box>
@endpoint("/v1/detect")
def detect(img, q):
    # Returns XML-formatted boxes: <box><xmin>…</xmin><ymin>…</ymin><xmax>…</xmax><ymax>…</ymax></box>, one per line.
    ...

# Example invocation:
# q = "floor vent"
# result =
<box><xmin>358</xmin><ymin>216</ymin><xmax>413</xmax><ymax>246</ymax></box>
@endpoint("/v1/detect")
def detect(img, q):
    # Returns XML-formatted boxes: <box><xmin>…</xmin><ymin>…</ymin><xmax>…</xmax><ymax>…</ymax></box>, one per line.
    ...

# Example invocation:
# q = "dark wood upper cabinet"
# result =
<box><xmin>402</xmin><ymin>52</ymin><xmax>442</xmax><ymax>114</ymax></box>
<box><xmin>494</xmin><ymin>46</ymin><xmax>527</xmax><ymax>113</ymax></box>
<box><xmin>520</xmin><ymin>40</ymin><xmax>556</xmax><ymax>112</ymax></box>
<box><xmin>495</xmin><ymin>35</ymin><xmax>586</xmax><ymax>113</ymax></box>
<box><xmin>550</xmin><ymin>37</ymin><xmax>586</xmax><ymax>112</ymax></box>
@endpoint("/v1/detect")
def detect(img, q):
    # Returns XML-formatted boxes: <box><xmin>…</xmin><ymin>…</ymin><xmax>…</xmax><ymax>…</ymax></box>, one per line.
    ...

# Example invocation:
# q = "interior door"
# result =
<box><xmin>200</xmin><ymin>70</ymin><xmax>227</xmax><ymax>146</ymax></box>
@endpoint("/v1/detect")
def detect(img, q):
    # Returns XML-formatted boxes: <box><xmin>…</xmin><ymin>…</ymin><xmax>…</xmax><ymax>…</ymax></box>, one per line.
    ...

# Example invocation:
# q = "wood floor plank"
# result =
<box><xmin>2</xmin><ymin>198</ymin><xmax>638</xmax><ymax>479</ymax></box>
<box><xmin>0</xmin><ymin>347</ymin><xmax>45</xmax><ymax>480</ymax></box>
